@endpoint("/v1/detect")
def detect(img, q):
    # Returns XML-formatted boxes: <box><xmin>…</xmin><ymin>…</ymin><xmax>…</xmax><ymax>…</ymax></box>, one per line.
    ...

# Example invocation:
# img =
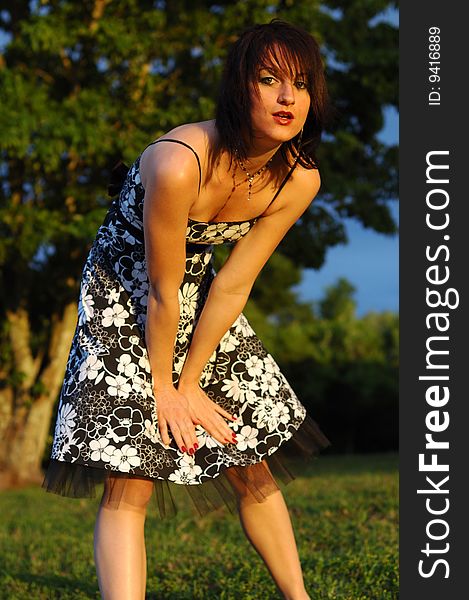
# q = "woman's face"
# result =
<box><xmin>248</xmin><ymin>61</ymin><xmax>311</xmax><ymax>148</ymax></box>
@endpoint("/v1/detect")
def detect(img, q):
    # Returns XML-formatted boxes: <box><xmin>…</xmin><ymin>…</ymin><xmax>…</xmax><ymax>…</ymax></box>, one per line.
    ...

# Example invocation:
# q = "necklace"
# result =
<box><xmin>206</xmin><ymin>149</ymin><xmax>275</xmax><ymax>222</ymax></box>
<box><xmin>234</xmin><ymin>149</ymin><xmax>274</xmax><ymax>201</ymax></box>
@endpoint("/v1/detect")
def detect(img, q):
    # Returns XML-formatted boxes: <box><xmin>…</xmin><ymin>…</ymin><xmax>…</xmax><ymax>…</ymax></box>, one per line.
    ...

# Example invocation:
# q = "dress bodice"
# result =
<box><xmin>185</xmin><ymin>217</ymin><xmax>258</xmax><ymax>244</ymax></box>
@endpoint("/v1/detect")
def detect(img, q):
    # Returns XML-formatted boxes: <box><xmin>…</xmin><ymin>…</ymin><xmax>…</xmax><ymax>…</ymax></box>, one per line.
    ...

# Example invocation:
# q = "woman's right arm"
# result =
<box><xmin>142</xmin><ymin>144</ymin><xmax>194</xmax><ymax>392</ymax></box>
<box><xmin>141</xmin><ymin>143</ymin><xmax>201</xmax><ymax>451</ymax></box>
<box><xmin>140</xmin><ymin>142</ymin><xmax>233</xmax><ymax>452</ymax></box>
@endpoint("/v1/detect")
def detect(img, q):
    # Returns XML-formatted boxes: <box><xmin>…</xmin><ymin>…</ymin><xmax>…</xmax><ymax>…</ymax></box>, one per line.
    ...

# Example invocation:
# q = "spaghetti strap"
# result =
<box><xmin>107</xmin><ymin>138</ymin><xmax>202</xmax><ymax>199</ymax></box>
<box><xmin>145</xmin><ymin>138</ymin><xmax>202</xmax><ymax>196</ymax></box>
<box><xmin>263</xmin><ymin>160</ymin><xmax>298</xmax><ymax>213</ymax></box>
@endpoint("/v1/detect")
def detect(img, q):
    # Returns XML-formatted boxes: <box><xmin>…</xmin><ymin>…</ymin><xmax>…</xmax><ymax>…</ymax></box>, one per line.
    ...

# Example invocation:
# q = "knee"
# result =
<box><xmin>101</xmin><ymin>476</ymin><xmax>154</xmax><ymax>512</ymax></box>
<box><xmin>224</xmin><ymin>459</ymin><xmax>278</xmax><ymax>503</ymax></box>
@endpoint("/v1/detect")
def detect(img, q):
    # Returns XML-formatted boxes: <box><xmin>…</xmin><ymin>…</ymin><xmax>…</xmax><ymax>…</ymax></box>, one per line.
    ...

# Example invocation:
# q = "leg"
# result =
<box><xmin>94</xmin><ymin>476</ymin><xmax>154</xmax><ymax>600</ymax></box>
<box><xmin>225</xmin><ymin>462</ymin><xmax>310</xmax><ymax>600</ymax></box>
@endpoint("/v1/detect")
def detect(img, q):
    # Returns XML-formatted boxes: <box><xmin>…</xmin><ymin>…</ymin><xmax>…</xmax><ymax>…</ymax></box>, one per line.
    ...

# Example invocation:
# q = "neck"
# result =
<box><xmin>237</xmin><ymin>122</ymin><xmax>282</xmax><ymax>164</ymax></box>
<box><xmin>241</xmin><ymin>141</ymin><xmax>282</xmax><ymax>171</ymax></box>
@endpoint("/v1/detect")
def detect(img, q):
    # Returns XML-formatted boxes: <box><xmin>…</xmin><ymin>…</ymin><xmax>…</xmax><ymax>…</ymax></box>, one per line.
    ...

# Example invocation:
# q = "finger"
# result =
<box><xmin>204</xmin><ymin>400</ymin><xmax>237</xmax><ymax>435</ymax></box>
<box><xmin>168</xmin><ymin>420</ymin><xmax>186</xmax><ymax>454</ymax></box>
<box><xmin>207</xmin><ymin>428</ymin><xmax>229</xmax><ymax>446</ymax></box>
<box><xmin>198</xmin><ymin>416</ymin><xmax>224</xmax><ymax>445</ymax></box>
<box><xmin>178</xmin><ymin>420</ymin><xmax>198</xmax><ymax>454</ymax></box>
<box><xmin>188</xmin><ymin>407</ymin><xmax>202</xmax><ymax>426</ymax></box>
<box><xmin>214</xmin><ymin>405</ymin><xmax>238</xmax><ymax>422</ymax></box>
<box><xmin>170</xmin><ymin>418</ymin><xmax>198</xmax><ymax>455</ymax></box>
<box><xmin>206</xmin><ymin>416</ymin><xmax>234</xmax><ymax>446</ymax></box>
<box><xmin>158</xmin><ymin>416</ymin><xmax>171</xmax><ymax>446</ymax></box>
<box><xmin>212</xmin><ymin>413</ymin><xmax>236</xmax><ymax>440</ymax></box>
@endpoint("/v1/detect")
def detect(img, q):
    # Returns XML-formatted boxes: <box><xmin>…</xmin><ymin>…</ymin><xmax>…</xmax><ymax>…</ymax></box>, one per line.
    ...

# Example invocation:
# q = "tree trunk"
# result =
<box><xmin>0</xmin><ymin>302</ymin><xmax>77</xmax><ymax>488</ymax></box>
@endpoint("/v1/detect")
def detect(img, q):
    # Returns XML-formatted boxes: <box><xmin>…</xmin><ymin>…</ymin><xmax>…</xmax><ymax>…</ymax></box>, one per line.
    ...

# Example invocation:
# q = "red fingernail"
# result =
<box><xmin>181</xmin><ymin>446</ymin><xmax>187</xmax><ymax>453</ymax></box>
<box><xmin>194</xmin><ymin>443</ymin><xmax>199</xmax><ymax>449</ymax></box>
<box><xmin>189</xmin><ymin>447</ymin><xmax>194</xmax><ymax>455</ymax></box>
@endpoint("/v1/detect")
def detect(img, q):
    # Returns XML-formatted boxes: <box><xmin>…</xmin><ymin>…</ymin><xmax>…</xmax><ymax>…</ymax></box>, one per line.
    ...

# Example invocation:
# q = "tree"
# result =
<box><xmin>0</xmin><ymin>0</ymin><xmax>398</xmax><ymax>484</ymax></box>
<box><xmin>318</xmin><ymin>277</ymin><xmax>356</xmax><ymax>321</ymax></box>
<box><xmin>275</xmin><ymin>279</ymin><xmax>399</xmax><ymax>453</ymax></box>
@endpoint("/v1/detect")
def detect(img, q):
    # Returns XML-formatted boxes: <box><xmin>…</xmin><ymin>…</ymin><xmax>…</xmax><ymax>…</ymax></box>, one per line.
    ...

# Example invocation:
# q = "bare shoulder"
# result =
<box><xmin>139</xmin><ymin>121</ymin><xmax>212</xmax><ymax>190</ymax></box>
<box><xmin>163</xmin><ymin>120</ymin><xmax>213</xmax><ymax>146</ymax></box>
<box><xmin>288</xmin><ymin>163</ymin><xmax>321</xmax><ymax>202</ymax></box>
<box><xmin>262</xmin><ymin>163</ymin><xmax>321</xmax><ymax>221</ymax></box>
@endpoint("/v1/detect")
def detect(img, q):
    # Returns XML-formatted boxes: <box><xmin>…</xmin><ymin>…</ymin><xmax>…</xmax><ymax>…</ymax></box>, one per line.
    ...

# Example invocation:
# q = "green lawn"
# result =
<box><xmin>0</xmin><ymin>453</ymin><xmax>398</xmax><ymax>599</ymax></box>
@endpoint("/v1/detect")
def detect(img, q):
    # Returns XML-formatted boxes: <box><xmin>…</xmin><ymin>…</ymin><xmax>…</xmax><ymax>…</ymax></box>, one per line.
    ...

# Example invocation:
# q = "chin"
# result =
<box><xmin>269</xmin><ymin>130</ymin><xmax>298</xmax><ymax>144</ymax></box>
<box><xmin>252</xmin><ymin>125</ymin><xmax>299</xmax><ymax>147</ymax></box>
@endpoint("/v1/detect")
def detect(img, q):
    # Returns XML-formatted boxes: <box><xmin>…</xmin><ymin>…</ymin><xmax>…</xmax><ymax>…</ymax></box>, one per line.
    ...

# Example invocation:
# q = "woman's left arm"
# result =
<box><xmin>178</xmin><ymin>167</ymin><xmax>321</xmax><ymax>386</ymax></box>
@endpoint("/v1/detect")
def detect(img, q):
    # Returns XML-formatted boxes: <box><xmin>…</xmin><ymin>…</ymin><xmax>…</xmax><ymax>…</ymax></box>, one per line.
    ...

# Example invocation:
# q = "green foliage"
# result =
<box><xmin>319</xmin><ymin>277</ymin><xmax>356</xmax><ymax>321</ymax></box>
<box><xmin>247</xmin><ymin>276</ymin><xmax>398</xmax><ymax>366</ymax></box>
<box><xmin>0</xmin><ymin>1</ymin><xmax>397</xmax><ymax>296</ymax></box>
<box><xmin>0</xmin><ymin>452</ymin><xmax>398</xmax><ymax>599</ymax></box>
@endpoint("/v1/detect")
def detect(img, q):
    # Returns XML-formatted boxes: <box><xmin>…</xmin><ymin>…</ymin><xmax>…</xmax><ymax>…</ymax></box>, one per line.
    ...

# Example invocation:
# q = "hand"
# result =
<box><xmin>177</xmin><ymin>380</ymin><xmax>237</xmax><ymax>447</ymax></box>
<box><xmin>153</xmin><ymin>384</ymin><xmax>198</xmax><ymax>454</ymax></box>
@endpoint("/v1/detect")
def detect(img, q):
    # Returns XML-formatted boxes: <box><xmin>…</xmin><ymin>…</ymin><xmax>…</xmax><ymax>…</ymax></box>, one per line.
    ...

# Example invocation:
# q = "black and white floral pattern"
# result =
<box><xmin>49</xmin><ymin>151</ymin><xmax>310</xmax><ymax>486</ymax></box>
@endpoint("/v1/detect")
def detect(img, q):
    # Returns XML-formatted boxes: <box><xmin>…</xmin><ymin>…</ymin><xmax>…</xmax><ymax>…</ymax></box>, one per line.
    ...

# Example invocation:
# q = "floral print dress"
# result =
<box><xmin>42</xmin><ymin>140</ymin><xmax>331</xmax><ymax>519</ymax></box>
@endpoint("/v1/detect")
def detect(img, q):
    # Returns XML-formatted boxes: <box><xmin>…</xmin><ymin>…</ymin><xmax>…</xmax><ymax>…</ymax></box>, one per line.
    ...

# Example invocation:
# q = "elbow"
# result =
<box><xmin>212</xmin><ymin>274</ymin><xmax>252</xmax><ymax>297</ymax></box>
<box><xmin>148</xmin><ymin>281</ymin><xmax>181</xmax><ymax>304</ymax></box>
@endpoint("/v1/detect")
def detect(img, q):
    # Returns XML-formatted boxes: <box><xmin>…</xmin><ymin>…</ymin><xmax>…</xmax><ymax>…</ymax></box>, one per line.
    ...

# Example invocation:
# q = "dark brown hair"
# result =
<box><xmin>213</xmin><ymin>19</ymin><xmax>335</xmax><ymax>173</ymax></box>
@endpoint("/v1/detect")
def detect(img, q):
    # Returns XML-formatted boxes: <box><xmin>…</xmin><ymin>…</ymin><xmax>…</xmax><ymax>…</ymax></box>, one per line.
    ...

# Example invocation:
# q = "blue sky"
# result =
<box><xmin>294</xmin><ymin>107</ymin><xmax>399</xmax><ymax>317</ymax></box>
<box><xmin>294</xmin><ymin>9</ymin><xmax>399</xmax><ymax>317</ymax></box>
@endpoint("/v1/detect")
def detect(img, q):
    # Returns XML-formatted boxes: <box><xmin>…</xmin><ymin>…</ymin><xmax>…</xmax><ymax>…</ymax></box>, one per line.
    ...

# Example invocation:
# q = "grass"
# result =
<box><xmin>0</xmin><ymin>452</ymin><xmax>398</xmax><ymax>599</ymax></box>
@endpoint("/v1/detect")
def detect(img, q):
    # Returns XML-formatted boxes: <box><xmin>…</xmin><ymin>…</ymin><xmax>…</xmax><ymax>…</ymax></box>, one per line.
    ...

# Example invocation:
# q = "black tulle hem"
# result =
<box><xmin>41</xmin><ymin>412</ymin><xmax>331</xmax><ymax>520</ymax></box>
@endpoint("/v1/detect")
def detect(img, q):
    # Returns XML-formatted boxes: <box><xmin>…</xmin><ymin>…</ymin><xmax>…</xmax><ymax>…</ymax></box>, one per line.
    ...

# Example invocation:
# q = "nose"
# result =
<box><xmin>277</xmin><ymin>81</ymin><xmax>295</xmax><ymax>105</ymax></box>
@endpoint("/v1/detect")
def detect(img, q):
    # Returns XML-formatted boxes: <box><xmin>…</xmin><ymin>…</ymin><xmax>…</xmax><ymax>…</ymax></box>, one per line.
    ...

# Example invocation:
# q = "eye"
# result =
<box><xmin>259</xmin><ymin>76</ymin><xmax>276</xmax><ymax>85</ymax></box>
<box><xmin>295</xmin><ymin>80</ymin><xmax>307</xmax><ymax>90</ymax></box>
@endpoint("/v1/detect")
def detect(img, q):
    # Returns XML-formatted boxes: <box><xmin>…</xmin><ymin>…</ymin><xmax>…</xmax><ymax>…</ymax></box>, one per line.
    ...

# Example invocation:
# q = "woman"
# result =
<box><xmin>43</xmin><ymin>19</ymin><xmax>333</xmax><ymax>600</ymax></box>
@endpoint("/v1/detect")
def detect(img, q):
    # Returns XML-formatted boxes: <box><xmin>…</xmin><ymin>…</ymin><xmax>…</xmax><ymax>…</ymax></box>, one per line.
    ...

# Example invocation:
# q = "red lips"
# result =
<box><xmin>273</xmin><ymin>111</ymin><xmax>294</xmax><ymax>119</ymax></box>
<box><xmin>272</xmin><ymin>111</ymin><xmax>294</xmax><ymax>126</ymax></box>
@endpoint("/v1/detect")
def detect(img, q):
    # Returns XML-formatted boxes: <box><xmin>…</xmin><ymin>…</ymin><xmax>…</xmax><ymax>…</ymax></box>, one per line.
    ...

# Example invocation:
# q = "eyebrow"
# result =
<box><xmin>258</xmin><ymin>66</ymin><xmax>307</xmax><ymax>80</ymax></box>
<box><xmin>259</xmin><ymin>64</ymin><xmax>281</xmax><ymax>75</ymax></box>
